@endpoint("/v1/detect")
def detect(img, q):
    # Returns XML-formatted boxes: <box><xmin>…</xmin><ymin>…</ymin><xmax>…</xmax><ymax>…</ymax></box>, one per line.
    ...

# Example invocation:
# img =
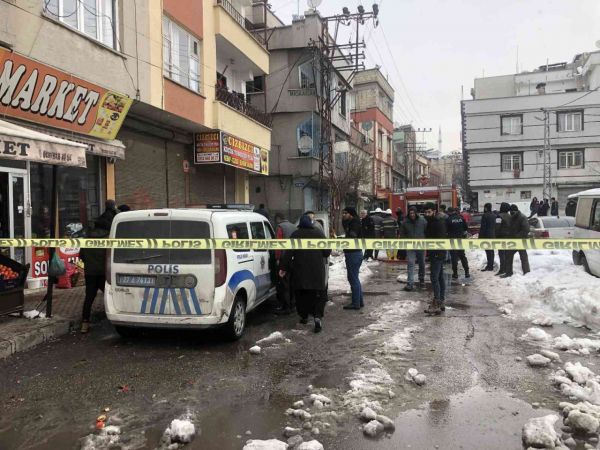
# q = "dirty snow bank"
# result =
<box><xmin>328</xmin><ymin>254</ymin><xmax>374</xmax><ymax>292</ymax></box>
<box><xmin>470</xmin><ymin>250</ymin><xmax>600</xmax><ymax>330</ymax></box>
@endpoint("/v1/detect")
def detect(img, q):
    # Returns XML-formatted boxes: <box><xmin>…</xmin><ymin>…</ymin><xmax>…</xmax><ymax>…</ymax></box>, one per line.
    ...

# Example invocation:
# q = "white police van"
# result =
<box><xmin>104</xmin><ymin>206</ymin><xmax>276</xmax><ymax>340</ymax></box>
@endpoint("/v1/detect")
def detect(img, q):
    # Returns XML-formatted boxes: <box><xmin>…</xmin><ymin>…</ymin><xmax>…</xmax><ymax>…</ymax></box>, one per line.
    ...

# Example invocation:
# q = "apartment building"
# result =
<box><xmin>462</xmin><ymin>51</ymin><xmax>600</xmax><ymax>212</ymax></box>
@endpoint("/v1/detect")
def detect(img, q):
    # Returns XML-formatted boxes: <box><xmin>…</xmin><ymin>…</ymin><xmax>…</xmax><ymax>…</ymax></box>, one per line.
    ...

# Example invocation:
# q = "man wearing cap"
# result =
<box><xmin>341</xmin><ymin>207</ymin><xmax>364</xmax><ymax>310</ymax></box>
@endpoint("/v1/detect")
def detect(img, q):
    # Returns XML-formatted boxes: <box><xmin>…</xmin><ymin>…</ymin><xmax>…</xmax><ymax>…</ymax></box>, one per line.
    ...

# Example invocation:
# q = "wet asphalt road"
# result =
<box><xmin>0</xmin><ymin>259</ymin><xmax>596</xmax><ymax>450</ymax></box>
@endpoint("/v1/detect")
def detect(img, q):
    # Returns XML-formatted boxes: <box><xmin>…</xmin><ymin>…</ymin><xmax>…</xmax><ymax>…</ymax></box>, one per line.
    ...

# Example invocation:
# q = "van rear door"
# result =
<box><xmin>111</xmin><ymin>217</ymin><xmax>214</xmax><ymax>316</ymax></box>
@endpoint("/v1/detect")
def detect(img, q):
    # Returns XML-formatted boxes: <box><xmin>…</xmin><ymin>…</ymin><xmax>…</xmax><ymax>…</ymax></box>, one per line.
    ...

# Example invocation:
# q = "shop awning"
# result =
<box><xmin>0</xmin><ymin>119</ymin><xmax>87</xmax><ymax>168</ymax></box>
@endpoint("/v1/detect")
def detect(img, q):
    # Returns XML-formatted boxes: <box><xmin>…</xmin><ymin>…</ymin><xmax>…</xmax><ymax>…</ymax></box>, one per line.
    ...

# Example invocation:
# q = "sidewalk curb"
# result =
<box><xmin>0</xmin><ymin>316</ymin><xmax>75</xmax><ymax>360</ymax></box>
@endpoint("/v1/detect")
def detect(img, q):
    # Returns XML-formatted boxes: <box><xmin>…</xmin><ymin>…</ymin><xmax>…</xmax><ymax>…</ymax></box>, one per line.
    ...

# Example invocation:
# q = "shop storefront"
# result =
<box><xmin>0</xmin><ymin>48</ymin><xmax>131</xmax><ymax>286</ymax></box>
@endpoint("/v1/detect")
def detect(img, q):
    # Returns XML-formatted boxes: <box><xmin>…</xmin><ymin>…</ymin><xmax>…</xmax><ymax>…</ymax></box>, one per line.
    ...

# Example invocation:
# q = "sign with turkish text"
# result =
<box><xmin>0</xmin><ymin>48</ymin><xmax>132</xmax><ymax>140</ymax></box>
<box><xmin>193</xmin><ymin>130</ymin><xmax>269</xmax><ymax>175</ymax></box>
<box><xmin>194</xmin><ymin>131</ymin><xmax>221</xmax><ymax>163</ymax></box>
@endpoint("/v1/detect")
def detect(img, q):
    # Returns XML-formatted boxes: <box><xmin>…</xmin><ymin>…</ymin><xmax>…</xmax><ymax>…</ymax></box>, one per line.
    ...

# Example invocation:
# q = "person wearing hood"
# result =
<box><xmin>424</xmin><ymin>203</ymin><xmax>448</xmax><ymax>314</ymax></box>
<box><xmin>341</xmin><ymin>207</ymin><xmax>364</xmax><ymax>310</ymax></box>
<box><xmin>502</xmin><ymin>204</ymin><xmax>531</xmax><ymax>278</ymax></box>
<box><xmin>360</xmin><ymin>209</ymin><xmax>376</xmax><ymax>261</ymax></box>
<box><xmin>495</xmin><ymin>202</ymin><xmax>512</xmax><ymax>276</ymax></box>
<box><xmin>479</xmin><ymin>203</ymin><xmax>497</xmax><ymax>271</ymax></box>
<box><xmin>370</xmin><ymin>207</ymin><xmax>384</xmax><ymax>260</ymax></box>
<box><xmin>538</xmin><ymin>199</ymin><xmax>550</xmax><ymax>217</ymax></box>
<box><xmin>401</xmin><ymin>207</ymin><xmax>426</xmax><ymax>291</ymax></box>
<box><xmin>381</xmin><ymin>208</ymin><xmax>399</xmax><ymax>260</ymax></box>
<box><xmin>80</xmin><ymin>220</ymin><xmax>110</xmax><ymax>333</ymax></box>
<box><xmin>279</xmin><ymin>215</ymin><xmax>331</xmax><ymax>332</ymax></box>
<box><xmin>95</xmin><ymin>199</ymin><xmax>119</xmax><ymax>231</ymax></box>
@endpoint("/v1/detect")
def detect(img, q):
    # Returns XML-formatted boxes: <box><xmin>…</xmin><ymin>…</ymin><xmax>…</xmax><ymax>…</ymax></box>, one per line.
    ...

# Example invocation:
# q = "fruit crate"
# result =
<box><xmin>0</xmin><ymin>254</ymin><xmax>30</xmax><ymax>316</ymax></box>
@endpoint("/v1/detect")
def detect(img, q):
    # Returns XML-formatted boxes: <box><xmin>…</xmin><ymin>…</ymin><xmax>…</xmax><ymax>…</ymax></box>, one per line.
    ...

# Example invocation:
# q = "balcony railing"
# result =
<box><xmin>216</xmin><ymin>0</ymin><xmax>267</xmax><ymax>46</ymax></box>
<box><xmin>216</xmin><ymin>85</ymin><xmax>272</xmax><ymax>128</ymax></box>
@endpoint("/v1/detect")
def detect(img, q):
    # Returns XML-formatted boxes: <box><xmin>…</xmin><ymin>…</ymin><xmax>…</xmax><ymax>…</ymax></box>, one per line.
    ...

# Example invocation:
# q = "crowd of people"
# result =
<box><xmin>529</xmin><ymin>197</ymin><xmax>559</xmax><ymax>217</ymax></box>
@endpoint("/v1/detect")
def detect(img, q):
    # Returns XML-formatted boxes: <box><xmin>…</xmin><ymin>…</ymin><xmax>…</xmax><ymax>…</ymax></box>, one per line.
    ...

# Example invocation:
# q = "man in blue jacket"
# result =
<box><xmin>479</xmin><ymin>203</ymin><xmax>497</xmax><ymax>271</ymax></box>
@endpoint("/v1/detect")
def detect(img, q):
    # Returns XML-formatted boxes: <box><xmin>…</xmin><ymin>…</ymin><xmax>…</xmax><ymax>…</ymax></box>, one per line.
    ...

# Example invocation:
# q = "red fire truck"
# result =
<box><xmin>389</xmin><ymin>185</ymin><xmax>460</xmax><ymax>215</ymax></box>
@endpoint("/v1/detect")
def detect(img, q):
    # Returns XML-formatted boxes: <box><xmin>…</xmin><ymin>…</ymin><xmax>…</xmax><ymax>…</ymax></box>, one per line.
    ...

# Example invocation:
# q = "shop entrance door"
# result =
<box><xmin>0</xmin><ymin>169</ymin><xmax>29</xmax><ymax>264</ymax></box>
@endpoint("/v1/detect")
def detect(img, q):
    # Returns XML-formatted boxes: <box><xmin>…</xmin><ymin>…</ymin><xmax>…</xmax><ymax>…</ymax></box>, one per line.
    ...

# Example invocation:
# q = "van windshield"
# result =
<box><xmin>114</xmin><ymin>220</ymin><xmax>211</xmax><ymax>264</ymax></box>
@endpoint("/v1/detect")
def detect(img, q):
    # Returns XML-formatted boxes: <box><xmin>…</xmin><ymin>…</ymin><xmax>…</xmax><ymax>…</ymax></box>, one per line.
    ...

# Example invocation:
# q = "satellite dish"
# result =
<box><xmin>298</xmin><ymin>135</ymin><xmax>313</xmax><ymax>155</ymax></box>
<box><xmin>362</xmin><ymin>121</ymin><xmax>373</xmax><ymax>131</ymax></box>
<box><xmin>307</xmin><ymin>0</ymin><xmax>322</xmax><ymax>9</ymax></box>
<box><xmin>596</xmin><ymin>40</ymin><xmax>600</xmax><ymax>49</ymax></box>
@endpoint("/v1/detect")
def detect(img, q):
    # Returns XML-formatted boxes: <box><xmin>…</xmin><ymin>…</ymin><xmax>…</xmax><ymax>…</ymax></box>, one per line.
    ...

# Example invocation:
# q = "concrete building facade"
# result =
<box><xmin>463</xmin><ymin>51</ymin><xmax>600</xmax><ymax>212</ymax></box>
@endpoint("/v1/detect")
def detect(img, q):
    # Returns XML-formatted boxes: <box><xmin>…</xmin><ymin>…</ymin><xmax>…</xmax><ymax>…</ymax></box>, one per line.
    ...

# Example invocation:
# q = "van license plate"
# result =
<box><xmin>117</xmin><ymin>274</ymin><xmax>157</xmax><ymax>287</ymax></box>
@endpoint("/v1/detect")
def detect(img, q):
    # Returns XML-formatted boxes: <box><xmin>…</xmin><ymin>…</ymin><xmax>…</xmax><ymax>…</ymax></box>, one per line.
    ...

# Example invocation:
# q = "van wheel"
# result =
<box><xmin>573</xmin><ymin>251</ymin><xmax>582</xmax><ymax>266</ymax></box>
<box><xmin>115</xmin><ymin>326</ymin><xmax>139</xmax><ymax>339</ymax></box>
<box><xmin>224</xmin><ymin>295</ymin><xmax>246</xmax><ymax>341</ymax></box>
<box><xmin>582</xmin><ymin>253</ymin><xmax>592</xmax><ymax>275</ymax></box>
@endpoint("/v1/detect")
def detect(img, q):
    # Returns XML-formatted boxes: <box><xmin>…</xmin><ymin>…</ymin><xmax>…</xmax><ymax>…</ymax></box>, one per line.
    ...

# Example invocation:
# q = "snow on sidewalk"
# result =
<box><xmin>470</xmin><ymin>250</ymin><xmax>600</xmax><ymax>330</ymax></box>
<box><xmin>328</xmin><ymin>254</ymin><xmax>374</xmax><ymax>292</ymax></box>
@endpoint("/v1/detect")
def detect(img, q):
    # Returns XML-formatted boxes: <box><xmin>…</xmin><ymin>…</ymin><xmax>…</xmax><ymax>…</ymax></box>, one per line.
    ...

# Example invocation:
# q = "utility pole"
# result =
<box><xmin>313</xmin><ymin>5</ymin><xmax>379</xmax><ymax>215</ymax></box>
<box><xmin>541</xmin><ymin>108</ymin><xmax>553</xmax><ymax>200</ymax></box>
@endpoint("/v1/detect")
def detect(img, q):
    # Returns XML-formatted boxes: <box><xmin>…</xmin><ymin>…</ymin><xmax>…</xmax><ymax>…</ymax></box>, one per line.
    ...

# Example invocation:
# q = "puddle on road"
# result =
<box><xmin>337</xmin><ymin>386</ymin><xmax>554</xmax><ymax>450</ymax></box>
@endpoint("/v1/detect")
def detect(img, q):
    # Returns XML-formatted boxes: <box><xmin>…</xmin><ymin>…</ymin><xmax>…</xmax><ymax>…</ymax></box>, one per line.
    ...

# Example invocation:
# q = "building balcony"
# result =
<box><xmin>214</xmin><ymin>87</ymin><xmax>271</xmax><ymax>150</ymax></box>
<box><xmin>214</xmin><ymin>0</ymin><xmax>269</xmax><ymax>74</ymax></box>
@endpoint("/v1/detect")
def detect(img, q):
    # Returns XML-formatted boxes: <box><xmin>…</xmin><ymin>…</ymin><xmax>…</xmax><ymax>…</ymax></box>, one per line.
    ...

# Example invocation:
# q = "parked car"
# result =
<box><xmin>572</xmin><ymin>188</ymin><xmax>600</xmax><ymax>276</ymax></box>
<box><xmin>528</xmin><ymin>216</ymin><xmax>575</xmax><ymax>239</ymax></box>
<box><xmin>105</xmin><ymin>207</ymin><xmax>277</xmax><ymax>340</ymax></box>
<box><xmin>467</xmin><ymin>213</ymin><xmax>483</xmax><ymax>236</ymax></box>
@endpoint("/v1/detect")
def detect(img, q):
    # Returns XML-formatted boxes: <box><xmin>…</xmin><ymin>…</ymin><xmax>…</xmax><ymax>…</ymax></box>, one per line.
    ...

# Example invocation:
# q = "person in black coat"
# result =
<box><xmin>79</xmin><ymin>221</ymin><xmax>110</xmax><ymax>333</ymax></box>
<box><xmin>496</xmin><ymin>202</ymin><xmax>512</xmax><ymax>276</ymax></box>
<box><xmin>551</xmin><ymin>197</ymin><xmax>559</xmax><ymax>216</ymax></box>
<box><xmin>360</xmin><ymin>209</ymin><xmax>375</xmax><ymax>260</ymax></box>
<box><xmin>342</xmin><ymin>207</ymin><xmax>364</xmax><ymax>310</ymax></box>
<box><xmin>538</xmin><ymin>199</ymin><xmax>550</xmax><ymax>216</ymax></box>
<box><xmin>424</xmin><ymin>203</ymin><xmax>448</xmax><ymax>314</ymax></box>
<box><xmin>479</xmin><ymin>203</ymin><xmax>497</xmax><ymax>271</ymax></box>
<box><xmin>502</xmin><ymin>205</ymin><xmax>531</xmax><ymax>278</ymax></box>
<box><xmin>280</xmin><ymin>215</ymin><xmax>331</xmax><ymax>333</ymax></box>
<box><xmin>446</xmin><ymin>207</ymin><xmax>470</xmax><ymax>279</ymax></box>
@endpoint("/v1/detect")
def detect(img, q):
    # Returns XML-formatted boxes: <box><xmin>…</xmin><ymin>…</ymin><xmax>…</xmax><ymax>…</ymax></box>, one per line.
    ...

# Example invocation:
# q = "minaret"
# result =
<box><xmin>438</xmin><ymin>125</ymin><xmax>442</xmax><ymax>157</ymax></box>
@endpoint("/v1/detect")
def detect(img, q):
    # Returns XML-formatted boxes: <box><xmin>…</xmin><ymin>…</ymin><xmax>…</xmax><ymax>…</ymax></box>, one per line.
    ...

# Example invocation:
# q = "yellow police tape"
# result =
<box><xmin>1</xmin><ymin>238</ymin><xmax>600</xmax><ymax>251</ymax></box>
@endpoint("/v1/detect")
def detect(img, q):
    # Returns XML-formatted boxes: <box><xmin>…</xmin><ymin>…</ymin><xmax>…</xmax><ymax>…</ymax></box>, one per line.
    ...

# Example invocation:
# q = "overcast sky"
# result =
<box><xmin>269</xmin><ymin>0</ymin><xmax>600</xmax><ymax>152</ymax></box>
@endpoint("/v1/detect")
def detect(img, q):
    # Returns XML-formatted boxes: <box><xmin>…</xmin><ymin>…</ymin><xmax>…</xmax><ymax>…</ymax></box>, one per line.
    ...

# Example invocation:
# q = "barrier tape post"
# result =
<box><xmin>1</xmin><ymin>238</ymin><xmax>600</xmax><ymax>251</ymax></box>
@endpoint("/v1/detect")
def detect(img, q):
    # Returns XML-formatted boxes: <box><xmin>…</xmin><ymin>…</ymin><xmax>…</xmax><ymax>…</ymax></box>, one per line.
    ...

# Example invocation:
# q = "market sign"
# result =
<box><xmin>0</xmin><ymin>48</ymin><xmax>132</xmax><ymax>140</ymax></box>
<box><xmin>194</xmin><ymin>131</ymin><xmax>269</xmax><ymax>175</ymax></box>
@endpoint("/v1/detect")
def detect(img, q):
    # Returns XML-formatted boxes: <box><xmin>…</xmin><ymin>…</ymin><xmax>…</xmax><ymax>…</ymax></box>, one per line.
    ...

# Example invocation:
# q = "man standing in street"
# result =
<box><xmin>273</xmin><ymin>213</ymin><xmax>297</xmax><ymax>315</ymax></box>
<box><xmin>360</xmin><ymin>209</ymin><xmax>375</xmax><ymax>261</ymax></box>
<box><xmin>479</xmin><ymin>203</ymin><xmax>497</xmax><ymax>271</ymax></box>
<box><xmin>341</xmin><ymin>207</ymin><xmax>364</xmax><ymax>310</ymax></box>
<box><xmin>401</xmin><ymin>207</ymin><xmax>426</xmax><ymax>291</ymax></box>
<box><xmin>495</xmin><ymin>202</ymin><xmax>512</xmax><ymax>276</ymax></box>
<box><xmin>446</xmin><ymin>208</ymin><xmax>470</xmax><ymax>280</ymax></box>
<box><xmin>551</xmin><ymin>197</ymin><xmax>559</xmax><ymax>216</ymax></box>
<box><xmin>371</xmin><ymin>208</ymin><xmax>384</xmax><ymax>260</ymax></box>
<box><xmin>424</xmin><ymin>203</ymin><xmax>448</xmax><ymax>314</ymax></box>
<box><xmin>256</xmin><ymin>203</ymin><xmax>271</xmax><ymax>221</ymax></box>
<box><xmin>502</xmin><ymin>204</ymin><xmax>531</xmax><ymax>278</ymax></box>
<box><xmin>381</xmin><ymin>209</ymin><xmax>399</xmax><ymax>260</ymax></box>
<box><xmin>538</xmin><ymin>199</ymin><xmax>550</xmax><ymax>216</ymax></box>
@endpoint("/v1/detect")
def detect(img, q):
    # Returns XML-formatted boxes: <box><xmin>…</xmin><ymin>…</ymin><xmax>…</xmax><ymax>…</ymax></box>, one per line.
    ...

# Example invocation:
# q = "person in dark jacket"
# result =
<box><xmin>256</xmin><ymin>203</ymin><xmax>271</xmax><ymax>221</ymax></box>
<box><xmin>538</xmin><ymin>199</ymin><xmax>550</xmax><ymax>216</ymax></box>
<box><xmin>341</xmin><ymin>207</ymin><xmax>364</xmax><ymax>310</ymax></box>
<box><xmin>551</xmin><ymin>197</ymin><xmax>559</xmax><ymax>216</ymax></box>
<box><xmin>274</xmin><ymin>213</ymin><xmax>298</xmax><ymax>315</ymax></box>
<box><xmin>118</xmin><ymin>204</ymin><xmax>131</xmax><ymax>212</ymax></box>
<box><xmin>381</xmin><ymin>209</ymin><xmax>399</xmax><ymax>260</ymax></box>
<box><xmin>495</xmin><ymin>202</ymin><xmax>512</xmax><ymax>276</ymax></box>
<box><xmin>529</xmin><ymin>198</ymin><xmax>540</xmax><ymax>218</ymax></box>
<box><xmin>401</xmin><ymin>207</ymin><xmax>426</xmax><ymax>291</ymax></box>
<box><xmin>502</xmin><ymin>204</ymin><xmax>531</xmax><ymax>278</ymax></box>
<box><xmin>424</xmin><ymin>203</ymin><xmax>448</xmax><ymax>314</ymax></box>
<box><xmin>96</xmin><ymin>199</ymin><xmax>119</xmax><ymax>231</ymax></box>
<box><xmin>479</xmin><ymin>203</ymin><xmax>497</xmax><ymax>271</ymax></box>
<box><xmin>280</xmin><ymin>215</ymin><xmax>331</xmax><ymax>332</ymax></box>
<box><xmin>565</xmin><ymin>198</ymin><xmax>578</xmax><ymax>217</ymax></box>
<box><xmin>370</xmin><ymin>208</ymin><xmax>384</xmax><ymax>260</ymax></box>
<box><xmin>395</xmin><ymin>207</ymin><xmax>406</xmax><ymax>260</ymax></box>
<box><xmin>446</xmin><ymin>208</ymin><xmax>470</xmax><ymax>279</ymax></box>
<box><xmin>360</xmin><ymin>209</ymin><xmax>376</xmax><ymax>261</ymax></box>
<box><xmin>79</xmin><ymin>221</ymin><xmax>110</xmax><ymax>333</ymax></box>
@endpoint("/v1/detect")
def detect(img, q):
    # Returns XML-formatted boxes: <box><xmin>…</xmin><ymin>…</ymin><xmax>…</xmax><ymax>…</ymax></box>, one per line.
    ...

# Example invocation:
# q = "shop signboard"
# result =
<box><xmin>0</xmin><ymin>48</ymin><xmax>133</xmax><ymax>140</ymax></box>
<box><xmin>30</xmin><ymin>246</ymin><xmax>80</xmax><ymax>280</ymax></box>
<box><xmin>194</xmin><ymin>131</ymin><xmax>221</xmax><ymax>163</ymax></box>
<box><xmin>193</xmin><ymin>131</ymin><xmax>269</xmax><ymax>175</ymax></box>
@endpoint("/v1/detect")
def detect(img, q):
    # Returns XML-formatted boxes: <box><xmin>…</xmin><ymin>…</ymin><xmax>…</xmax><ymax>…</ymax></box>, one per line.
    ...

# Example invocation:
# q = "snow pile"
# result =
<box><xmin>328</xmin><ymin>255</ymin><xmax>374</xmax><ymax>292</ymax></box>
<box><xmin>526</xmin><ymin>354</ymin><xmax>552</xmax><ymax>368</ymax></box>
<box><xmin>249</xmin><ymin>345</ymin><xmax>262</xmax><ymax>355</ymax></box>
<box><xmin>344</xmin><ymin>357</ymin><xmax>394</xmax><ymax>412</ymax></box>
<box><xmin>23</xmin><ymin>310</ymin><xmax>46</xmax><ymax>319</ymax></box>
<box><xmin>551</xmin><ymin>362</ymin><xmax>600</xmax><ymax>405</ymax></box>
<box><xmin>243</xmin><ymin>439</ymin><xmax>288</xmax><ymax>450</ymax></box>
<box><xmin>522</xmin><ymin>327</ymin><xmax>552</xmax><ymax>342</ymax></box>
<box><xmin>256</xmin><ymin>331</ymin><xmax>286</xmax><ymax>346</ymax></box>
<box><xmin>470</xmin><ymin>250</ymin><xmax>600</xmax><ymax>329</ymax></box>
<box><xmin>405</xmin><ymin>368</ymin><xmax>426</xmax><ymax>385</ymax></box>
<box><xmin>297</xmin><ymin>440</ymin><xmax>324</xmax><ymax>450</ymax></box>
<box><xmin>162</xmin><ymin>418</ymin><xmax>196</xmax><ymax>446</ymax></box>
<box><xmin>553</xmin><ymin>334</ymin><xmax>600</xmax><ymax>355</ymax></box>
<box><xmin>80</xmin><ymin>426</ymin><xmax>121</xmax><ymax>450</ymax></box>
<box><xmin>522</xmin><ymin>414</ymin><xmax>561</xmax><ymax>448</ymax></box>
<box><xmin>359</xmin><ymin>407</ymin><xmax>395</xmax><ymax>437</ymax></box>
